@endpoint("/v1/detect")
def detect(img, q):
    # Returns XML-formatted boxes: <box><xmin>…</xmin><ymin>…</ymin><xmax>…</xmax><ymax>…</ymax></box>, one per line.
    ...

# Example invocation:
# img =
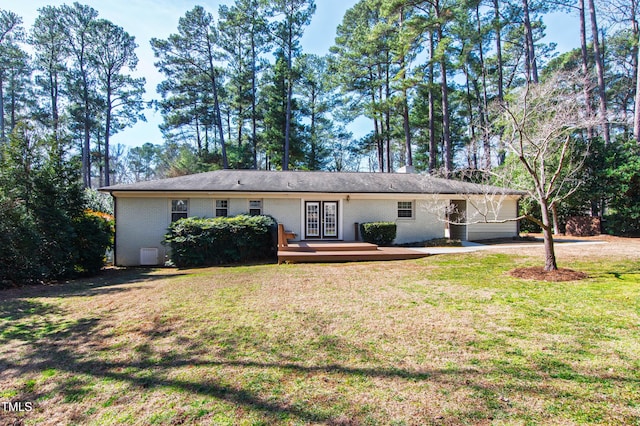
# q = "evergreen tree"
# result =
<box><xmin>89</xmin><ymin>18</ymin><xmax>145</xmax><ymax>186</ymax></box>
<box><xmin>269</xmin><ymin>0</ymin><xmax>316</xmax><ymax>170</ymax></box>
<box><xmin>60</xmin><ymin>3</ymin><xmax>99</xmax><ymax>188</ymax></box>
<box><xmin>297</xmin><ymin>54</ymin><xmax>335</xmax><ymax>170</ymax></box>
<box><xmin>0</xmin><ymin>123</ymin><xmax>112</xmax><ymax>283</ymax></box>
<box><xmin>0</xmin><ymin>9</ymin><xmax>24</xmax><ymax>144</ymax></box>
<box><xmin>30</xmin><ymin>5</ymin><xmax>68</xmax><ymax>155</ymax></box>
<box><xmin>151</xmin><ymin>6</ymin><xmax>228</xmax><ymax>169</ymax></box>
<box><xmin>259</xmin><ymin>54</ymin><xmax>305</xmax><ymax>169</ymax></box>
<box><xmin>218</xmin><ymin>0</ymin><xmax>271</xmax><ymax>168</ymax></box>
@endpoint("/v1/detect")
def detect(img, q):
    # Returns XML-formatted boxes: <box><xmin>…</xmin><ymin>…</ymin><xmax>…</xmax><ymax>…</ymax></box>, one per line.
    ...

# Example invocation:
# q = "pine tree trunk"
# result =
<box><xmin>0</xmin><ymin>75</ymin><xmax>5</xmax><ymax>143</ymax></box>
<box><xmin>50</xmin><ymin>72</ymin><xmax>61</xmax><ymax>163</ymax></box>
<box><xmin>82</xmin><ymin>71</ymin><xmax>92</xmax><ymax>188</ymax></box>
<box><xmin>399</xmin><ymin>8</ymin><xmax>412</xmax><ymax>167</ymax></box>
<box><xmin>440</xmin><ymin>56</ymin><xmax>452</xmax><ymax>176</ymax></box>
<box><xmin>436</xmin><ymin>5</ymin><xmax>452</xmax><ymax>177</ymax></box>
<box><xmin>522</xmin><ymin>0</ymin><xmax>538</xmax><ymax>83</ymax></box>
<box><xmin>632</xmin><ymin>11</ymin><xmax>640</xmax><ymax>143</ymax></box>
<box><xmin>476</xmin><ymin>4</ymin><xmax>491</xmax><ymax>169</ymax></box>
<box><xmin>493</xmin><ymin>0</ymin><xmax>504</xmax><ymax>102</ymax></box>
<box><xmin>212</xmin><ymin>71</ymin><xmax>228</xmax><ymax>169</ymax></box>
<box><xmin>251</xmin><ymin>35</ymin><xmax>258</xmax><ymax>169</ymax></box>
<box><xmin>385</xmin><ymin>56</ymin><xmax>392</xmax><ymax>173</ymax></box>
<box><xmin>579</xmin><ymin>0</ymin><xmax>595</xmax><ymax>140</ymax></box>
<box><xmin>634</xmin><ymin>44</ymin><xmax>640</xmax><ymax>143</ymax></box>
<box><xmin>370</xmin><ymin>68</ymin><xmax>384</xmax><ymax>172</ymax></box>
<box><xmin>493</xmin><ymin>0</ymin><xmax>506</xmax><ymax>165</ymax></box>
<box><xmin>402</xmin><ymin>92</ymin><xmax>412</xmax><ymax>167</ymax></box>
<box><xmin>283</xmin><ymin>21</ymin><xmax>293</xmax><ymax>171</ymax></box>
<box><xmin>428</xmin><ymin>32</ymin><xmax>437</xmax><ymax>173</ymax></box>
<box><xmin>464</xmin><ymin>66</ymin><xmax>478</xmax><ymax>169</ymax></box>
<box><xmin>104</xmin><ymin>84</ymin><xmax>111</xmax><ymax>187</ymax></box>
<box><xmin>588</xmin><ymin>0</ymin><xmax>610</xmax><ymax>144</ymax></box>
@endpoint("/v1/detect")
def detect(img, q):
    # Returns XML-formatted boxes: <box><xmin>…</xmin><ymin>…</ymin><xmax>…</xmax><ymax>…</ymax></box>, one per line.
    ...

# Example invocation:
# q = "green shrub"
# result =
<box><xmin>73</xmin><ymin>211</ymin><xmax>114</xmax><ymax>275</ymax></box>
<box><xmin>0</xmin><ymin>127</ymin><xmax>114</xmax><ymax>285</ymax></box>
<box><xmin>164</xmin><ymin>215</ymin><xmax>277</xmax><ymax>267</ymax></box>
<box><xmin>359</xmin><ymin>222</ymin><xmax>397</xmax><ymax>246</ymax></box>
<box><xmin>0</xmin><ymin>198</ymin><xmax>43</xmax><ymax>285</ymax></box>
<box><xmin>604</xmin><ymin>211</ymin><xmax>640</xmax><ymax>236</ymax></box>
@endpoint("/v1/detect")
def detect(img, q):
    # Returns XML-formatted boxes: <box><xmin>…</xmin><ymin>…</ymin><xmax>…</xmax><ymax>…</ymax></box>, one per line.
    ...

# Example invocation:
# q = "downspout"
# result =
<box><xmin>516</xmin><ymin>197</ymin><xmax>521</xmax><ymax>236</ymax></box>
<box><xmin>111</xmin><ymin>194</ymin><xmax>118</xmax><ymax>267</ymax></box>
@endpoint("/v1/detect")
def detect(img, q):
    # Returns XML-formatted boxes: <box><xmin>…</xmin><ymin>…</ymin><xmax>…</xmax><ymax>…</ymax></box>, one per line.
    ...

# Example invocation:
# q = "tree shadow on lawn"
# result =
<box><xmin>2</xmin><ymin>316</ymin><xmax>358</xmax><ymax>424</ymax></box>
<box><xmin>0</xmin><ymin>269</ymin><xmax>185</xmax><ymax>344</ymax></box>
<box><xmin>3</xmin><ymin>306</ymin><xmax>640</xmax><ymax>425</ymax></box>
<box><xmin>0</xmin><ymin>268</ymin><xmax>187</xmax><ymax>300</ymax></box>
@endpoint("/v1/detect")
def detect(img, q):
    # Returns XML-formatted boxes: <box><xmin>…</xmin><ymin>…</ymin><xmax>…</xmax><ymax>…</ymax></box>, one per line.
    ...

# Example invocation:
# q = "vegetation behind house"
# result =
<box><xmin>0</xmin><ymin>127</ymin><xmax>114</xmax><ymax>286</ymax></box>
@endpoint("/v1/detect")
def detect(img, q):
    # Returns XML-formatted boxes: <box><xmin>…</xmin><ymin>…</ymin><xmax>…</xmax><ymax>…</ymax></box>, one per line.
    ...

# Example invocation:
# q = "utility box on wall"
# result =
<box><xmin>139</xmin><ymin>247</ymin><xmax>159</xmax><ymax>266</ymax></box>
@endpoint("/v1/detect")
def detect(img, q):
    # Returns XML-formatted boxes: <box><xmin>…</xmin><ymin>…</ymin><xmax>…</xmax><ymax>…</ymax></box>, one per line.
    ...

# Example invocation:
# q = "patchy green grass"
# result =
<box><xmin>1</xmin><ymin>247</ymin><xmax>639</xmax><ymax>425</ymax></box>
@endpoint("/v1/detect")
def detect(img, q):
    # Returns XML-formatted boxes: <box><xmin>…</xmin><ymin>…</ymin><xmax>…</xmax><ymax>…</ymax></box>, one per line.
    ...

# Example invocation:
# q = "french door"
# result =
<box><xmin>305</xmin><ymin>201</ymin><xmax>338</xmax><ymax>239</ymax></box>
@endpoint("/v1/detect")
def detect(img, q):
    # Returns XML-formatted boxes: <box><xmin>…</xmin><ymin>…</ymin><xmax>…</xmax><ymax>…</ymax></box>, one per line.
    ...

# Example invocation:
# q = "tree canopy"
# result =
<box><xmin>1</xmin><ymin>0</ymin><xmax>639</xmax><ymax>241</ymax></box>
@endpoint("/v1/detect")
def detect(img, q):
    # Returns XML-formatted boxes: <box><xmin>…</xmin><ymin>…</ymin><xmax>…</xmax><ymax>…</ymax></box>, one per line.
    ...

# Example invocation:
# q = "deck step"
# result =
<box><xmin>278</xmin><ymin>247</ymin><xmax>429</xmax><ymax>264</ymax></box>
<box><xmin>281</xmin><ymin>241</ymin><xmax>379</xmax><ymax>252</ymax></box>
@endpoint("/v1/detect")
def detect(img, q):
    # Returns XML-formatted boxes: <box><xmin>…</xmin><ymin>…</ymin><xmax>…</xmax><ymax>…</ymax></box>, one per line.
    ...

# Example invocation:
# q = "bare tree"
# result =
<box><xmin>420</xmin><ymin>73</ymin><xmax>594</xmax><ymax>272</ymax></box>
<box><xmin>495</xmin><ymin>71</ymin><xmax>596</xmax><ymax>271</ymax></box>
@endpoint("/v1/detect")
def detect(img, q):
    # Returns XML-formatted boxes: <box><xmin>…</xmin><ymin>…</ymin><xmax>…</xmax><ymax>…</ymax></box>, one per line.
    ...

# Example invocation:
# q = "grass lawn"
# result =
<box><xmin>1</xmin><ymin>247</ymin><xmax>639</xmax><ymax>425</ymax></box>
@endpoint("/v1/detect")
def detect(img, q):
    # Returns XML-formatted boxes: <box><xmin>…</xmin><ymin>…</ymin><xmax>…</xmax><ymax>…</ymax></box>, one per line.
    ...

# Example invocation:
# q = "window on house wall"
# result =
<box><xmin>171</xmin><ymin>199</ymin><xmax>188</xmax><ymax>222</ymax></box>
<box><xmin>249</xmin><ymin>200</ymin><xmax>262</xmax><ymax>216</ymax></box>
<box><xmin>397</xmin><ymin>201</ymin><xmax>414</xmax><ymax>218</ymax></box>
<box><xmin>216</xmin><ymin>199</ymin><xmax>228</xmax><ymax>217</ymax></box>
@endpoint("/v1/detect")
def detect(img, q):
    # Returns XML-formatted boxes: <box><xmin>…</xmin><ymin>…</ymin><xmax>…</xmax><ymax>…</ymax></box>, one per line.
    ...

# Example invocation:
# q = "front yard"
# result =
<box><xmin>1</xmin><ymin>239</ymin><xmax>639</xmax><ymax>425</ymax></box>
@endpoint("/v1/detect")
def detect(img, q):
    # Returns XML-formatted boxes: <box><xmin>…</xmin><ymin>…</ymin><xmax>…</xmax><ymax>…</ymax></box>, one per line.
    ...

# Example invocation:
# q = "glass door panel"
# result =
<box><xmin>305</xmin><ymin>202</ymin><xmax>320</xmax><ymax>238</ymax></box>
<box><xmin>323</xmin><ymin>202</ymin><xmax>338</xmax><ymax>238</ymax></box>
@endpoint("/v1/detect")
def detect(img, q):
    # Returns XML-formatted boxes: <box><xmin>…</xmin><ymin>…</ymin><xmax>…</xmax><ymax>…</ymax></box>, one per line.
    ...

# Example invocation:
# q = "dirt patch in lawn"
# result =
<box><xmin>508</xmin><ymin>266</ymin><xmax>589</xmax><ymax>281</ymax></box>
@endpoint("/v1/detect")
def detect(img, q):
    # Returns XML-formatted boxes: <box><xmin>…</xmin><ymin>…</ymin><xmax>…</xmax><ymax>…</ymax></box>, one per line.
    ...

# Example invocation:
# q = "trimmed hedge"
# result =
<box><xmin>359</xmin><ymin>221</ymin><xmax>397</xmax><ymax>246</ymax></box>
<box><xmin>74</xmin><ymin>211</ymin><xmax>115</xmax><ymax>275</ymax></box>
<box><xmin>164</xmin><ymin>215</ymin><xmax>277</xmax><ymax>267</ymax></box>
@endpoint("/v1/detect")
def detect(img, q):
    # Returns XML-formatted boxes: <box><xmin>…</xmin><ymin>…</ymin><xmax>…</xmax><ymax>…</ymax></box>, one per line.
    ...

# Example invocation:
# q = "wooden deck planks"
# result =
<box><xmin>277</xmin><ymin>243</ymin><xmax>429</xmax><ymax>264</ymax></box>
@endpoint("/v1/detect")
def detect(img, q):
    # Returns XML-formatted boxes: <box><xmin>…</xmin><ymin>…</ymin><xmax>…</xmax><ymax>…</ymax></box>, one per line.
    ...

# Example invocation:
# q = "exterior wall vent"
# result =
<box><xmin>140</xmin><ymin>247</ymin><xmax>159</xmax><ymax>266</ymax></box>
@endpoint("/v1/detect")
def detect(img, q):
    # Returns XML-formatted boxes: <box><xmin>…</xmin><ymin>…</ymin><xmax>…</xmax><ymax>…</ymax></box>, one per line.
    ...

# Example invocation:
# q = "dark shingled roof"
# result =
<box><xmin>100</xmin><ymin>169</ymin><xmax>524</xmax><ymax>195</ymax></box>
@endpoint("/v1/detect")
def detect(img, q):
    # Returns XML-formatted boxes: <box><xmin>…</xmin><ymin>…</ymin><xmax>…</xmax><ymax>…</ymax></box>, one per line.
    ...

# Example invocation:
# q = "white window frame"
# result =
<box><xmin>249</xmin><ymin>199</ymin><xmax>262</xmax><ymax>216</ymax></box>
<box><xmin>171</xmin><ymin>199</ymin><xmax>189</xmax><ymax>222</ymax></box>
<box><xmin>215</xmin><ymin>199</ymin><xmax>229</xmax><ymax>217</ymax></box>
<box><xmin>397</xmin><ymin>201</ymin><xmax>414</xmax><ymax>219</ymax></box>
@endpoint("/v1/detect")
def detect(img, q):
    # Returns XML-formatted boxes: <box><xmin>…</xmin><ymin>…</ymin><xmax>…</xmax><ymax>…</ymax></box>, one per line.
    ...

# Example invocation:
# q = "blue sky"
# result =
<box><xmin>11</xmin><ymin>1</ymin><xmax>579</xmax><ymax>149</ymax></box>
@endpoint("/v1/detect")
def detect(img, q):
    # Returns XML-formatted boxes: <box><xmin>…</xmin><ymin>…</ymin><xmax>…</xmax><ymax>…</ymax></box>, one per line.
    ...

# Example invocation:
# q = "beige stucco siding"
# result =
<box><xmin>263</xmin><ymin>198</ymin><xmax>301</xmax><ymax>240</ymax></box>
<box><xmin>229</xmin><ymin>198</ymin><xmax>249</xmax><ymax>216</ymax></box>
<box><xmin>192</xmin><ymin>198</ymin><xmax>266</xmax><ymax>217</ymax></box>
<box><xmin>113</xmin><ymin>193</ymin><xmax>519</xmax><ymax>265</ymax></box>
<box><xmin>190</xmin><ymin>198</ymin><xmax>213</xmax><ymax>217</ymax></box>
<box><xmin>343</xmin><ymin>198</ymin><xmax>445</xmax><ymax>244</ymax></box>
<box><xmin>115</xmin><ymin>197</ymin><xmax>170</xmax><ymax>266</ymax></box>
<box><xmin>467</xmin><ymin>197</ymin><xmax>518</xmax><ymax>240</ymax></box>
<box><xmin>114</xmin><ymin>196</ymin><xmax>304</xmax><ymax>265</ymax></box>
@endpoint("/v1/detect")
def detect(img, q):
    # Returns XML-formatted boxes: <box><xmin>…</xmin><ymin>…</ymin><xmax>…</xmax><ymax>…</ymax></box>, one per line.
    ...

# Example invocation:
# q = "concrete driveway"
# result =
<box><xmin>408</xmin><ymin>239</ymin><xmax>608</xmax><ymax>255</ymax></box>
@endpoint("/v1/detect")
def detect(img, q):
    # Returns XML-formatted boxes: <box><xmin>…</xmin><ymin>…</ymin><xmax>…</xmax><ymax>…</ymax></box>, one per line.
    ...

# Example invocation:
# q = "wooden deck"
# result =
<box><xmin>276</xmin><ymin>224</ymin><xmax>429</xmax><ymax>264</ymax></box>
<box><xmin>277</xmin><ymin>241</ymin><xmax>429</xmax><ymax>264</ymax></box>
